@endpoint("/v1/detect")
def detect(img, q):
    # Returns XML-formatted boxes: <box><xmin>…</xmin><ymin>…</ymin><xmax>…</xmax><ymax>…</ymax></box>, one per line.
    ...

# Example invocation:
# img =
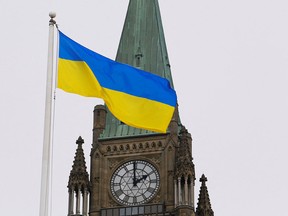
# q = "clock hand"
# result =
<box><xmin>135</xmin><ymin>175</ymin><xmax>148</xmax><ymax>184</ymax></box>
<box><xmin>133</xmin><ymin>162</ymin><xmax>137</xmax><ymax>186</ymax></box>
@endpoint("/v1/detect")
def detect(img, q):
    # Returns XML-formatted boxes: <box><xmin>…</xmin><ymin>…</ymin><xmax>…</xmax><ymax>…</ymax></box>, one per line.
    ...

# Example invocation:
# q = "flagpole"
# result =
<box><xmin>40</xmin><ymin>12</ymin><xmax>56</xmax><ymax>216</ymax></box>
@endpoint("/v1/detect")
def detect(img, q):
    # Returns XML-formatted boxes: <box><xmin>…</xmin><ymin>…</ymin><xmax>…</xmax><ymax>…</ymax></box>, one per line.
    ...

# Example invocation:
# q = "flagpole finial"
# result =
<box><xmin>49</xmin><ymin>12</ymin><xmax>56</xmax><ymax>25</ymax></box>
<box><xmin>49</xmin><ymin>11</ymin><xmax>56</xmax><ymax>18</ymax></box>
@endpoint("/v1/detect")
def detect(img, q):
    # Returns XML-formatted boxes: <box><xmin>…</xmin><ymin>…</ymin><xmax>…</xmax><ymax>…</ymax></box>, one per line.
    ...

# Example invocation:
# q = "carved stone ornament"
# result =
<box><xmin>108</xmin><ymin>158</ymin><xmax>122</xmax><ymax>169</ymax></box>
<box><xmin>103</xmin><ymin>140</ymin><xmax>165</xmax><ymax>155</ymax></box>
<box><xmin>94</xmin><ymin>176</ymin><xmax>100</xmax><ymax>183</ymax></box>
<box><xmin>108</xmin><ymin>197</ymin><xmax>117</xmax><ymax>207</ymax></box>
<box><xmin>150</xmin><ymin>156</ymin><xmax>161</xmax><ymax>165</ymax></box>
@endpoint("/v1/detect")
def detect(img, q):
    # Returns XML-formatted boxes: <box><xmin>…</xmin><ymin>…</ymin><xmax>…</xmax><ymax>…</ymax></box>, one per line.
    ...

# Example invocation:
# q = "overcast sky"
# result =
<box><xmin>1</xmin><ymin>0</ymin><xmax>287</xmax><ymax>216</ymax></box>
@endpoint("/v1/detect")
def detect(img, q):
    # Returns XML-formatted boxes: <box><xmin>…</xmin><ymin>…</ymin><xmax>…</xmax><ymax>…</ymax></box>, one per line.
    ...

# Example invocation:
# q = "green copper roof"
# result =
<box><xmin>100</xmin><ymin>0</ymin><xmax>174</xmax><ymax>139</ymax></box>
<box><xmin>115</xmin><ymin>0</ymin><xmax>173</xmax><ymax>85</ymax></box>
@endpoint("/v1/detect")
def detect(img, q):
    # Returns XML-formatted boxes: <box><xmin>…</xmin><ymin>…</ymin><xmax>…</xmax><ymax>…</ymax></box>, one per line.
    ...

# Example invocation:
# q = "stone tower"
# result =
<box><xmin>67</xmin><ymin>1</ymin><xmax>214</xmax><ymax>216</ymax></box>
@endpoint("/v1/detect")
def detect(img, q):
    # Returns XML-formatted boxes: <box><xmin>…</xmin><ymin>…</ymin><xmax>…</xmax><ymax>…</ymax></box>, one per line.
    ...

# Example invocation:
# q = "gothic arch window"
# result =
<box><xmin>113</xmin><ymin>146</ymin><xmax>118</xmax><ymax>152</ymax></box>
<box><xmin>107</xmin><ymin>146</ymin><xmax>111</xmax><ymax>152</ymax></box>
<box><xmin>119</xmin><ymin>145</ymin><xmax>124</xmax><ymax>151</ymax></box>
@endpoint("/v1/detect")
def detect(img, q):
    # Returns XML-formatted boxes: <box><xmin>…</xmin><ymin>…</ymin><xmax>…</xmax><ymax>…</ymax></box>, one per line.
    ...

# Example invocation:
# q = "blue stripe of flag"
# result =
<box><xmin>59</xmin><ymin>31</ymin><xmax>177</xmax><ymax>107</ymax></box>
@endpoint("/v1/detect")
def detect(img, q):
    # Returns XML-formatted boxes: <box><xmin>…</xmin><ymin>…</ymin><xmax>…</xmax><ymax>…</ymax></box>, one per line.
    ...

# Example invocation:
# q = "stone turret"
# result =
<box><xmin>174</xmin><ymin>126</ymin><xmax>196</xmax><ymax>215</ymax></box>
<box><xmin>92</xmin><ymin>105</ymin><xmax>107</xmax><ymax>146</ymax></box>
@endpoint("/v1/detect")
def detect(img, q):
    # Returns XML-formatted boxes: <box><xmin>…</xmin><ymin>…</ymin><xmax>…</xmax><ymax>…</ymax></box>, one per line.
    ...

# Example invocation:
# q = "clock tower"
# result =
<box><xmin>67</xmin><ymin>1</ymin><xmax>214</xmax><ymax>216</ymax></box>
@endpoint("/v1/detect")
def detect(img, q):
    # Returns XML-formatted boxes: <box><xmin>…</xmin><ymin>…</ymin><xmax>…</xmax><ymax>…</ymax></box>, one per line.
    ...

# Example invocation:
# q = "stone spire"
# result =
<box><xmin>67</xmin><ymin>136</ymin><xmax>90</xmax><ymax>216</ymax></box>
<box><xmin>196</xmin><ymin>174</ymin><xmax>214</xmax><ymax>216</ymax></box>
<box><xmin>68</xmin><ymin>136</ymin><xmax>90</xmax><ymax>190</ymax></box>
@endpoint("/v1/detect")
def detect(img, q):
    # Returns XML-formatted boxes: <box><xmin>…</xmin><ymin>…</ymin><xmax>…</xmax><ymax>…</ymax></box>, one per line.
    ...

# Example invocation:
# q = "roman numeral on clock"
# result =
<box><xmin>115</xmin><ymin>189</ymin><xmax>123</xmax><ymax>197</ymax></box>
<box><xmin>147</xmin><ymin>187</ymin><xmax>154</xmax><ymax>193</ymax></box>
<box><xmin>150</xmin><ymin>179</ymin><xmax>158</xmax><ymax>183</ymax></box>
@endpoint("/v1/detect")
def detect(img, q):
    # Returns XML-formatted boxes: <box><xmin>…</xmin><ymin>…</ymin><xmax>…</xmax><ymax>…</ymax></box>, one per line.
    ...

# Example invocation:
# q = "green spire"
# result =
<box><xmin>116</xmin><ymin>0</ymin><xmax>173</xmax><ymax>85</ymax></box>
<box><xmin>100</xmin><ymin>0</ymin><xmax>174</xmax><ymax>139</ymax></box>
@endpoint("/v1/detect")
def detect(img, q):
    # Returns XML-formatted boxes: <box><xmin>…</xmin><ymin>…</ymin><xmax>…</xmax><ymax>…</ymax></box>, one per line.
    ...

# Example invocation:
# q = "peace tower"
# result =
<box><xmin>66</xmin><ymin>1</ymin><xmax>214</xmax><ymax>216</ymax></box>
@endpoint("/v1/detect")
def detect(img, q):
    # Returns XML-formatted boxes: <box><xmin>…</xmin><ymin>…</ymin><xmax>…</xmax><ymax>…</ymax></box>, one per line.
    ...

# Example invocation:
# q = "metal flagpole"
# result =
<box><xmin>39</xmin><ymin>12</ymin><xmax>57</xmax><ymax>216</ymax></box>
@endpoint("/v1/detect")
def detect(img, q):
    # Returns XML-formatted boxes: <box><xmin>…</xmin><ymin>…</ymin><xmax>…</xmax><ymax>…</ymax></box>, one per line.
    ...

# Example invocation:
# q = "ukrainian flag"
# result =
<box><xmin>57</xmin><ymin>31</ymin><xmax>177</xmax><ymax>133</ymax></box>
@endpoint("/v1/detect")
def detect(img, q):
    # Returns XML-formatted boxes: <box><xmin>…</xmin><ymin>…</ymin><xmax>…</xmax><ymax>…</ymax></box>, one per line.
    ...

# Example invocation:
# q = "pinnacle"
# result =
<box><xmin>200</xmin><ymin>174</ymin><xmax>207</xmax><ymax>183</ymax></box>
<box><xmin>175</xmin><ymin>126</ymin><xmax>195</xmax><ymax>178</ymax></box>
<box><xmin>68</xmin><ymin>136</ymin><xmax>90</xmax><ymax>191</ymax></box>
<box><xmin>196</xmin><ymin>174</ymin><xmax>214</xmax><ymax>216</ymax></box>
<box><xmin>76</xmin><ymin>136</ymin><xmax>84</xmax><ymax>145</ymax></box>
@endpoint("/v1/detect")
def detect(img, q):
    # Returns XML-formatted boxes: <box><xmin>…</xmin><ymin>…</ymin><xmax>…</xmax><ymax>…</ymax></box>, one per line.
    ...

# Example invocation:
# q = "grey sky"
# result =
<box><xmin>0</xmin><ymin>0</ymin><xmax>287</xmax><ymax>216</ymax></box>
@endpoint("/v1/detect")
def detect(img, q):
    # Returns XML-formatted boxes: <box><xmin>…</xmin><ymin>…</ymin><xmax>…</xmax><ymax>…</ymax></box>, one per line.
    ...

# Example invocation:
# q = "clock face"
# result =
<box><xmin>110</xmin><ymin>160</ymin><xmax>160</xmax><ymax>206</ymax></box>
